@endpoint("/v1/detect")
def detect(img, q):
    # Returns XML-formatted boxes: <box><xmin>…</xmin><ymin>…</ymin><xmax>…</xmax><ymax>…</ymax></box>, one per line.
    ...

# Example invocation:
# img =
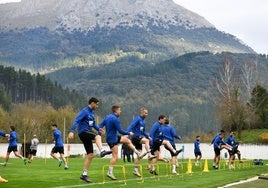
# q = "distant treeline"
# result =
<box><xmin>0</xmin><ymin>65</ymin><xmax>86</xmax><ymax>111</ymax></box>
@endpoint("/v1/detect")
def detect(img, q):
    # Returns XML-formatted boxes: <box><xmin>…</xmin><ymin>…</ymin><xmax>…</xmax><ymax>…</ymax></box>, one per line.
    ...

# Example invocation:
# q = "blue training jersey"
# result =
<box><xmin>213</xmin><ymin>136</ymin><xmax>226</xmax><ymax>149</ymax></box>
<box><xmin>99</xmin><ymin>113</ymin><xmax>130</xmax><ymax>144</ymax></box>
<box><xmin>0</xmin><ymin>130</ymin><xmax>6</xmax><ymax>137</ymax></box>
<box><xmin>149</xmin><ymin>121</ymin><xmax>163</xmax><ymax>142</ymax></box>
<box><xmin>53</xmin><ymin>129</ymin><xmax>64</xmax><ymax>147</ymax></box>
<box><xmin>70</xmin><ymin>106</ymin><xmax>100</xmax><ymax>135</ymax></box>
<box><xmin>9</xmin><ymin>131</ymin><xmax>18</xmax><ymax>147</ymax></box>
<box><xmin>127</xmin><ymin>115</ymin><xmax>149</xmax><ymax>139</ymax></box>
<box><xmin>162</xmin><ymin>125</ymin><xmax>180</xmax><ymax>145</ymax></box>
<box><xmin>194</xmin><ymin>140</ymin><xmax>201</xmax><ymax>152</ymax></box>
<box><xmin>226</xmin><ymin>135</ymin><xmax>238</xmax><ymax>147</ymax></box>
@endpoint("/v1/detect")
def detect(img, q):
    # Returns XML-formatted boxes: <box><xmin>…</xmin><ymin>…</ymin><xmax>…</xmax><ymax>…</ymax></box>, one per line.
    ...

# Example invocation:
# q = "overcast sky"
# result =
<box><xmin>0</xmin><ymin>0</ymin><xmax>267</xmax><ymax>54</ymax></box>
<box><xmin>174</xmin><ymin>0</ymin><xmax>268</xmax><ymax>54</ymax></box>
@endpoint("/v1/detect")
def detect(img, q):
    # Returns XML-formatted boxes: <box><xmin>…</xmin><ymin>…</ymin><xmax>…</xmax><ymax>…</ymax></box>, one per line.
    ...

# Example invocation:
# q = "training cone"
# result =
<box><xmin>0</xmin><ymin>176</ymin><xmax>8</xmax><ymax>183</ymax></box>
<box><xmin>186</xmin><ymin>158</ymin><xmax>193</xmax><ymax>174</ymax></box>
<box><xmin>203</xmin><ymin>159</ymin><xmax>209</xmax><ymax>172</ymax></box>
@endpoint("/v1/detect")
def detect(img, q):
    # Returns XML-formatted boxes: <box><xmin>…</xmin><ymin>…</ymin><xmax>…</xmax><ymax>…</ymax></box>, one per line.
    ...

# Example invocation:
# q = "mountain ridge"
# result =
<box><xmin>0</xmin><ymin>0</ymin><xmax>214</xmax><ymax>31</ymax></box>
<box><xmin>0</xmin><ymin>0</ymin><xmax>255</xmax><ymax>74</ymax></box>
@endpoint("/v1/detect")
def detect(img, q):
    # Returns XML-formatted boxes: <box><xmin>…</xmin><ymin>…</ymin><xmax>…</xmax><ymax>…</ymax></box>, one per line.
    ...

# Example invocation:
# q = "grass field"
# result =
<box><xmin>0</xmin><ymin>157</ymin><xmax>267</xmax><ymax>188</ymax></box>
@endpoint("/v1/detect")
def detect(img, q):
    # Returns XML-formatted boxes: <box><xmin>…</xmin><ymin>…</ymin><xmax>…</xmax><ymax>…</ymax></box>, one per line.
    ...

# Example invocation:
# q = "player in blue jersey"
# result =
<box><xmin>0</xmin><ymin>129</ymin><xmax>9</xmax><ymax>182</ymax></box>
<box><xmin>127</xmin><ymin>107</ymin><xmax>156</xmax><ymax>177</ymax></box>
<box><xmin>99</xmin><ymin>105</ymin><xmax>146</xmax><ymax>180</ymax></box>
<box><xmin>68</xmin><ymin>97</ymin><xmax>112</xmax><ymax>183</ymax></box>
<box><xmin>210</xmin><ymin>130</ymin><xmax>225</xmax><ymax>168</ymax></box>
<box><xmin>213</xmin><ymin>131</ymin><xmax>232</xmax><ymax>169</ymax></box>
<box><xmin>148</xmin><ymin>115</ymin><xmax>182</xmax><ymax>175</ymax></box>
<box><xmin>194</xmin><ymin>135</ymin><xmax>202</xmax><ymax>166</ymax></box>
<box><xmin>2</xmin><ymin>126</ymin><xmax>27</xmax><ymax>166</ymax></box>
<box><xmin>226</xmin><ymin>131</ymin><xmax>242</xmax><ymax>169</ymax></box>
<box><xmin>50</xmin><ymin>124</ymin><xmax>69</xmax><ymax>170</ymax></box>
<box><xmin>162</xmin><ymin>119</ymin><xmax>182</xmax><ymax>175</ymax></box>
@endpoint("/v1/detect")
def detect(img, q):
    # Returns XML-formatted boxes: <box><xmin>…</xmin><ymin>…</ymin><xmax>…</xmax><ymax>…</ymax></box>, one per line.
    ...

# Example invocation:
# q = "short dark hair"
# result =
<box><xmin>10</xmin><ymin>126</ymin><xmax>15</xmax><ymax>131</ymax></box>
<box><xmin>112</xmin><ymin>105</ymin><xmax>120</xmax><ymax>113</ymax></box>
<box><xmin>164</xmin><ymin>119</ymin><xmax>169</xmax><ymax>124</ymax></box>
<box><xmin>158</xmin><ymin>114</ymin><xmax>166</xmax><ymax>120</ymax></box>
<box><xmin>88</xmin><ymin>97</ymin><xmax>99</xmax><ymax>104</ymax></box>
<box><xmin>51</xmin><ymin>124</ymin><xmax>57</xmax><ymax>128</ymax></box>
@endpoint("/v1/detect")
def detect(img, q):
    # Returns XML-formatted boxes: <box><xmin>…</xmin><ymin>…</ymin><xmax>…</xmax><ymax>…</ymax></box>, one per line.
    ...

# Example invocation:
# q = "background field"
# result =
<box><xmin>0</xmin><ymin>157</ymin><xmax>267</xmax><ymax>188</ymax></box>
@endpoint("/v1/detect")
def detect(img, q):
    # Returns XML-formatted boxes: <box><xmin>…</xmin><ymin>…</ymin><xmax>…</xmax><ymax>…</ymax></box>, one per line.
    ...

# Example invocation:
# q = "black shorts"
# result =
<box><xmin>214</xmin><ymin>147</ymin><xmax>221</xmax><ymax>156</ymax></box>
<box><xmin>30</xmin><ymin>149</ymin><xmax>37</xmax><ymax>156</ymax></box>
<box><xmin>108</xmin><ymin>136</ymin><xmax>121</xmax><ymax>149</ymax></box>
<box><xmin>78</xmin><ymin>131</ymin><xmax>97</xmax><ymax>154</ymax></box>
<box><xmin>164</xmin><ymin>144</ymin><xmax>177</xmax><ymax>157</ymax></box>
<box><xmin>228</xmin><ymin>146</ymin><xmax>240</xmax><ymax>156</ymax></box>
<box><xmin>131</xmin><ymin>137</ymin><xmax>143</xmax><ymax>150</ymax></box>
<box><xmin>151</xmin><ymin>139</ymin><xmax>163</xmax><ymax>155</ymax></box>
<box><xmin>7</xmin><ymin>146</ymin><xmax>17</xmax><ymax>153</ymax></box>
<box><xmin>51</xmin><ymin>146</ymin><xmax>64</xmax><ymax>154</ymax></box>
<box><xmin>194</xmin><ymin>151</ymin><xmax>202</xmax><ymax>157</ymax></box>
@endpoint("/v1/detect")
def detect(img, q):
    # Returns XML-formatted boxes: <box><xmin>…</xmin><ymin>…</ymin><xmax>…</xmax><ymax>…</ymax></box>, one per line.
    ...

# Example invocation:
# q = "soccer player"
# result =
<box><xmin>1</xmin><ymin>126</ymin><xmax>28</xmax><ymax>166</ymax></box>
<box><xmin>148</xmin><ymin>115</ymin><xmax>182</xmax><ymax>175</ymax></box>
<box><xmin>68</xmin><ymin>97</ymin><xmax>112</xmax><ymax>183</ymax></box>
<box><xmin>127</xmin><ymin>107</ymin><xmax>155</xmax><ymax>177</ymax></box>
<box><xmin>28</xmin><ymin>134</ymin><xmax>39</xmax><ymax>163</ymax></box>
<box><xmin>50</xmin><ymin>124</ymin><xmax>69</xmax><ymax>170</ymax></box>
<box><xmin>213</xmin><ymin>131</ymin><xmax>232</xmax><ymax>169</ymax></box>
<box><xmin>226</xmin><ymin>130</ymin><xmax>242</xmax><ymax>169</ymax></box>
<box><xmin>194</xmin><ymin>135</ymin><xmax>202</xmax><ymax>166</ymax></box>
<box><xmin>98</xmin><ymin>105</ymin><xmax>146</xmax><ymax>180</ymax></box>
<box><xmin>0</xmin><ymin>129</ymin><xmax>9</xmax><ymax>182</ymax></box>
<box><xmin>210</xmin><ymin>130</ymin><xmax>225</xmax><ymax>168</ymax></box>
<box><xmin>162</xmin><ymin>119</ymin><xmax>182</xmax><ymax>175</ymax></box>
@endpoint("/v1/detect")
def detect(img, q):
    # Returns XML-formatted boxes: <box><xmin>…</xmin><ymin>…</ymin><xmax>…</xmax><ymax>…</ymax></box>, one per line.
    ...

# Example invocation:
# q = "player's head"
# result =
<box><xmin>164</xmin><ymin>119</ymin><xmax>169</xmax><ymax>125</ymax></box>
<box><xmin>51</xmin><ymin>123</ymin><xmax>57</xmax><ymax>130</ymax></box>
<box><xmin>88</xmin><ymin>97</ymin><xmax>99</xmax><ymax>110</ymax></box>
<box><xmin>140</xmin><ymin>107</ymin><xmax>148</xmax><ymax>118</ymax></box>
<box><xmin>158</xmin><ymin>114</ymin><xmax>166</xmax><ymax>124</ymax></box>
<box><xmin>112</xmin><ymin>105</ymin><xmax>121</xmax><ymax>115</ymax></box>
<box><xmin>10</xmin><ymin>126</ymin><xmax>15</xmax><ymax>131</ymax></box>
<box><xmin>196</xmin><ymin>135</ymin><xmax>200</xmax><ymax>140</ymax></box>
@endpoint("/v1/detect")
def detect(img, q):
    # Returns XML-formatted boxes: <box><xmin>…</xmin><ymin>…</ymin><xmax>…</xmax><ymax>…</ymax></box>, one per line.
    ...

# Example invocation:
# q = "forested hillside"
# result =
<box><xmin>0</xmin><ymin>66</ymin><xmax>86</xmax><ymax>111</ymax></box>
<box><xmin>46</xmin><ymin>52</ymin><xmax>268</xmax><ymax>136</ymax></box>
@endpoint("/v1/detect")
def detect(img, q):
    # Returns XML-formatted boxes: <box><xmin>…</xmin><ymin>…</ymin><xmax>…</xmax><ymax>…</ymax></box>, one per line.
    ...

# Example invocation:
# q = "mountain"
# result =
<box><xmin>0</xmin><ymin>0</ymin><xmax>254</xmax><ymax>73</ymax></box>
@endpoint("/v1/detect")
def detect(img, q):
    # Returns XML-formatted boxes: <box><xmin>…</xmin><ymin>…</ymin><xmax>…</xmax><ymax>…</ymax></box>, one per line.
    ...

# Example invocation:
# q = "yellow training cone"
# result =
<box><xmin>203</xmin><ymin>159</ymin><xmax>209</xmax><ymax>172</ymax></box>
<box><xmin>186</xmin><ymin>158</ymin><xmax>193</xmax><ymax>174</ymax></box>
<box><xmin>0</xmin><ymin>176</ymin><xmax>8</xmax><ymax>183</ymax></box>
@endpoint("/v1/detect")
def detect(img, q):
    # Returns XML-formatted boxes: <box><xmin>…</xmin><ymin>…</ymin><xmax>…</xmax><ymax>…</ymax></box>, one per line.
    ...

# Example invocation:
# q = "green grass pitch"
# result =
<box><xmin>0</xmin><ymin>157</ymin><xmax>267</xmax><ymax>188</ymax></box>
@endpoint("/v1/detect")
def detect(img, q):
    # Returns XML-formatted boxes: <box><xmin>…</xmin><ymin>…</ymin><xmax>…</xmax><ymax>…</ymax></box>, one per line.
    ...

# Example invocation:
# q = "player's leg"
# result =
<box><xmin>121</xmin><ymin>136</ymin><xmax>145</xmax><ymax>159</ymax></box>
<box><xmin>94</xmin><ymin>134</ymin><xmax>112</xmax><ymax>157</ymax></box>
<box><xmin>131</xmin><ymin>137</ymin><xmax>142</xmax><ymax>177</ymax></box>
<box><xmin>107</xmin><ymin>143</ymin><xmax>118</xmax><ymax>180</ymax></box>
<box><xmin>59</xmin><ymin>147</ymin><xmax>68</xmax><ymax>170</ymax></box>
<box><xmin>79</xmin><ymin>132</ymin><xmax>95</xmax><ymax>183</ymax></box>
<box><xmin>162</xmin><ymin>140</ymin><xmax>181</xmax><ymax>156</ymax></box>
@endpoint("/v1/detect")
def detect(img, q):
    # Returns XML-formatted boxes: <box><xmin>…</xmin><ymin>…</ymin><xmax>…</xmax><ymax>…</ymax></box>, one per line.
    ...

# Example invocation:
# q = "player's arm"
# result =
<box><xmin>68</xmin><ymin>110</ymin><xmax>86</xmax><ymax>139</ymax></box>
<box><xmin>126</xmin><ymin>118</ymin><xmax>138</xmax><ymax>132</ymax></box>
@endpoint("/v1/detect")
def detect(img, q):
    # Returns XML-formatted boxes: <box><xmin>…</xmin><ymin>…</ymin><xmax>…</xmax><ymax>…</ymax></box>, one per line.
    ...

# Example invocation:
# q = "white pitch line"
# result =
<box><xmin>52</xmin><ymin>174</ymin><xmax>174</xmax><ymax>188</ymax></box>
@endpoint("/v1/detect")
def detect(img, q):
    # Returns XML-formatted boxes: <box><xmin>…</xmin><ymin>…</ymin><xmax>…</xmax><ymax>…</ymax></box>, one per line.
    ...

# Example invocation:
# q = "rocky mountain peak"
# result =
<box><xmin>0</xmin><ymin>0</ymin><xmax>214</xmax><ymax>31</ymax></box>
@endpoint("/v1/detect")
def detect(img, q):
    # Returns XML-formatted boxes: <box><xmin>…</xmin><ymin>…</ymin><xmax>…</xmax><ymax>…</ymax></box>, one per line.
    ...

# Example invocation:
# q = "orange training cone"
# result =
<box><xmin>186</xmin><ymin>158</ymin><xmax>193</xmax><ymax>174</ymax></box>
<box><xmin>203</xmin><ymin>159</ymin><xmax>209</xmax><ymax>172</ymax></box>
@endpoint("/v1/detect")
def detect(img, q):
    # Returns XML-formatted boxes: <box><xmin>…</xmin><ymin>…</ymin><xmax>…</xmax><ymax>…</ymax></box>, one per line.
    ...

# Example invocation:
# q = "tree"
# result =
<box><xmin>214</xmin><ymin>56</ymin><xmax>247</xmax><ymax>138</ymax></box>
<box><xmin>250</xmin><ymin>85</ymin><xmax>268</xmax><ymax>128</ymax></box>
